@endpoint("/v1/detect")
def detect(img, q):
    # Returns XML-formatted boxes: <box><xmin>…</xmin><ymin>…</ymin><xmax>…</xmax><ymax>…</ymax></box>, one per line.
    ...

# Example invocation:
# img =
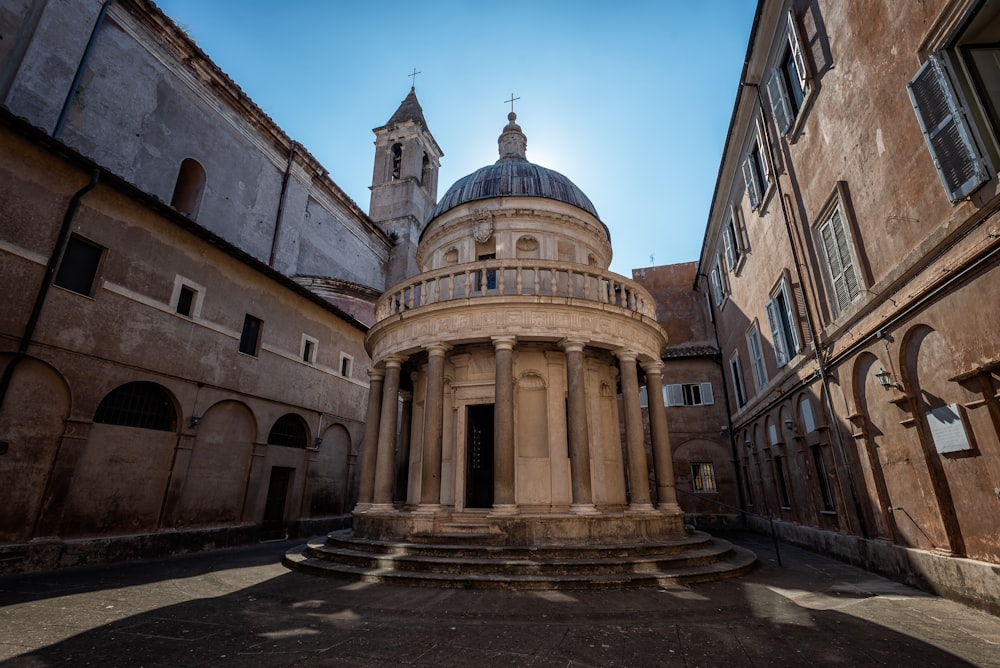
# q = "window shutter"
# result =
<box><xmin>700</xmin><ymin>382</ymin><xmax>714</xmax><ymax>405</ymax></box>
<box><xmin>722</xmin><ymin>225</ymin><xmax>735</xmax><ymax>269</ymax></box>
<box><xmin>819</xmin><ymin>208</ymin><xmax>861</xmax><ymax>312</ymax></box>
<box><xmin>908</xmin><ymin>56</ymin><xmax>989</xmax><ymax>203</ymax></box>
<box><xmin>742</xmin><ymin>154</ymin><xmax>762</xmax><ymax>209</ymax></box>
<box><xmin>780</xmin><ymin>279</ymin><xmax>800</xmax><ymax>354</ymax></box>
<box><xmin>766</xmin><ymin>299</ymin><xmax>788</xmax><ymax>366</ymax></box>
<box><xmin>710</xmin><ymin>264</ymin><xmax>724</xmax><ymax>305</ymax></box>
<box><xmin>767</xmin><ymin>67</ymin><xmax>793</xmax><ymax>136</ymax></box>
<box><xmin>786</xmin><ymin>10</ymin><xmax>810</xmax><ymax>94</ymax></box>
<box><xmin>665</xmin><ymin>384</ymin><xmax>683</xmax><ymax>407</ymax></box>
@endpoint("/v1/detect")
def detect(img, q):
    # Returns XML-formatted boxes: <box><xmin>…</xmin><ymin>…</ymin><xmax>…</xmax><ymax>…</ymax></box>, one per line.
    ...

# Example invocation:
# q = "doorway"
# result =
<box><xmin>261</xmin><ymin>466</ymin><xmax>293</xmax><ymax>541</ymax></box>
<box><xmin>465</xmin><ymin>404</ymin><xmax>495</xmax><ymax>508</ymax></box>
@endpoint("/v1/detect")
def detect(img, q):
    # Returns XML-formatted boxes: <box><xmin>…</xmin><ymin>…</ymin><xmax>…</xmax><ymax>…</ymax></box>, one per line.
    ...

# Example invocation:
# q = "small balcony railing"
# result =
<box><xmin>375</xmin><ymin>260</ymin><xmax>657</xmax><ymax>321</ymax></box>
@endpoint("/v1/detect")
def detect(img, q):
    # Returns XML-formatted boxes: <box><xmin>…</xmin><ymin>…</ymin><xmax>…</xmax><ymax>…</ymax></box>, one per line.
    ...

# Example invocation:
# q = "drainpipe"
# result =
<box><xmin>741</xmin><ymin>81</ymin><xmax>870</xmax><ymax>539</ymax></box>
<box><xmin>269</xmin><ymin>141</ymin><xmax>299</xmax><ymax>267</ymax></box>
<box><xmin>0</xmin><ymin>169</ymin><xmax>101</xmax><ymax>416</ymax></box>
<box><xmin>695</xmin><ymin>271</ymin><xmax>748</xmax><ymax>525</ymax></box>
<box><xmin>53</xmin><ymin>0</ymin><xmax>112</xmax><ymax>139</ymax></box>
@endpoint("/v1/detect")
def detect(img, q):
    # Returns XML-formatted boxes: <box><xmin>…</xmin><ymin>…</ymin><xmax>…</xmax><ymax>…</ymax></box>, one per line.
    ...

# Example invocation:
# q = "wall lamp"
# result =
<box><xmin>875</xmin><ymin>368</ymin><xmax>904</xmax><ymax>391</ymax></box>
<box><xmin>314</xmin><ymin>437</ymin><xmax>324</xmax><ymax>448</ymax></box>
<box><xmin>783</xmin><ymin>419</ymin><xmax>798</xmax><ymax>433</ymax></box>
<box><xmin>189</xmin><ymin>415</ymin><xmax>202</xmax><ymax>429</ymax></box>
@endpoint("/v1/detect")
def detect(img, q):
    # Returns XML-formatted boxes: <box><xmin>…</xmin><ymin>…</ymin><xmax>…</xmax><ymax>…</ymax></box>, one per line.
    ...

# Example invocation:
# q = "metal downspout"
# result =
<box><xmin>269</xmin><ymin>141</ymin><xmax>299</xmax><ymax>267</ymax></box>
<box><xmin>0</xmin><ymin>169</ymin><xmax>101</xmax><ymax>416</ymax></box>
<box><xmin>53</xmin><ymin>0</ymin><xmax>112</xmax><ymax>138</ymax></box>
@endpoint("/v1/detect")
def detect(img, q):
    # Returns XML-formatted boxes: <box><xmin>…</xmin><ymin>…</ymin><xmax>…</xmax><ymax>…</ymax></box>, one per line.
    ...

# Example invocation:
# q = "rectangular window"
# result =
<box><xmin>301</xmin><ymin>334</ymin><xmax>317</xmax><ymax>364</ymax></box>
<box><xmin>742</xmin><ymin>119</ymin><xmax>774</xmax><ymax>212</ymax></box>
<box><xmin>664</xmin><ymin>383</ymin><xmax>715</xmax><ymax>407</ymax></box>
<box><xmin>768</xmin><ymin>10</ymin><xmax>812</xmax><ymax>138</ymax></box>
<box><xmin>817</xmin><ymin>202</ymin><xmax>862</xmax><ymax>314</ymax></box>
<box><xmin>774</xmin><ymin>455</ymin><xmax>792</xmax><ymax>508</ymax></box>
<box><xmin>812</xmin><ymin>444</ymin><xmax>835</xmax><ymax>512</ymax></box>
<box><xmin>730</xmin><ymin>352</ymin><xmax>747</xmax><ymax>408</ymax></box>
<box><xmin>747</xmin><ymin>324</ymin><xmax>767</xmax><ymax>390</ymax></box>
<box><xmin>176</xmin><ymin>285</ymin><xmax>195</xmax><ymax>316</ymax></box>
<box><xmin>54</xmin><ymin>235</ymin><xmax>103</xmax><ymax>296</ymax></box>
<box><xmin>340</xmin><ymin>353</ymin><xmax>353</xmax><ymax>378</ymax></box>
<box><xmin>239</xmin><ymin>314</ymin><xmax>262</xmax><ymax>356</ymax></box>
<box><xmin>691</xmin><ymin>463</ymin><xmax>717</xmax><ymax>493</ymax></box>
<box><xmin>709</xmin><ymin>258</ymin><xmax>727</xmax><ymax>306</ymax></box>
<box><xmin>722</xmin><ymin>206</ymin><xmax>746</xmax><ymax>271</ymax></box>
<box><xmin>766</xmin><ymin>276</ymin><xmax>801</xmax><ymax>366</ymax></box>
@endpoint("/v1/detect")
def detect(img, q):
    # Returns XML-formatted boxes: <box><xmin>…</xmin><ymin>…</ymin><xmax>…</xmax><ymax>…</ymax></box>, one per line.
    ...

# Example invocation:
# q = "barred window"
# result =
<box><xmin>94</xmin><ymin>381</ymin><xmax>176</xmax><ymax>431</ymax></box>
<box><xmin>691</xmin><ymin>463</ymin><xmax>717</xmax><ymax>493</ymax></box>
<box><xmin>267</xmin><ymin>413</ymin><xmax>308</xmax><ymax>448</ymax></box>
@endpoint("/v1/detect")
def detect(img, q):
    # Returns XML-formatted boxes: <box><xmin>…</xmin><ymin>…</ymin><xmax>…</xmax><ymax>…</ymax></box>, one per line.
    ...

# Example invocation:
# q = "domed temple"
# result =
<box><xmin>287</xmin><ymin>101</ymin><xmax>754</xmax><ymax>587</ymax></box>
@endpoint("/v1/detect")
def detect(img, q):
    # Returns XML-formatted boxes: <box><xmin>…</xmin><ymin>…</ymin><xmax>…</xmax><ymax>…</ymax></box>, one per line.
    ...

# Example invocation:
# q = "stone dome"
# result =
<box><xmin>429</xmin><ymin>112</ymin><xmax>601</xmax><ymax>221</ymax></box>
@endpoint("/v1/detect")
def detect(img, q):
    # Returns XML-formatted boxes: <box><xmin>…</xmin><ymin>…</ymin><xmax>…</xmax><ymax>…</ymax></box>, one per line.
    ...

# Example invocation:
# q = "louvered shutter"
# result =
<box><xmin>766</xmin><ymin>299</ymin><xmax>788</xmax><ymax>366</ymax></box>
<box><xmin>665</xmin><ymin>384</ymin><xmax>684</xmax><ymax>407</ymax></box>
<box><xmin>819</xmin><ymin>208</ymin><xmax>861</xmax><ymax>312</ymax></box>
<box><xmin>780</xmin><ymin>278</ymin><xmax>800</xmax><ymax>354</ymax></box>
<box><xmin>710</xmin><ymin>264</ymin><xmax>724</xmax><ymax>305</ymax></box>
<box><xmin>700</xmin><ymin>382</ymin><xmax>714</xmax><ymax>405</ymax></box>
<box><xmin>742</xmin><ymin>154</ymin><xmax>762</xmax><ymax>210</ymax></box>
<box><xmin>722</xmin><ymin>225</ymin><xmax>736</xmax><ymax>269</ymax></box>
<box><xmin>908</xmin><ymin>56</ymin><xmax>988</xmax><ymax>203</ymax></box>
<box><xmin>768</xmin><ymin>67</ymin><xmax>793</xmax><ymax>136</ymax></box>
<box><xmin>786</xmin><ymin>10</ymin><xmax>810</xmax><ymax>95</ymax></box>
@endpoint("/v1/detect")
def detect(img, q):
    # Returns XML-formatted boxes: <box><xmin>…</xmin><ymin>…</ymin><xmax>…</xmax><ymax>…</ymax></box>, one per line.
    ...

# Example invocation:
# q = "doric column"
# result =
<box><xmin>395</xmin><ymin>390</ymin><xmax>413</xmax><ymax>504</ymax></box>
<box><xmin>492</xmin><ymin>336</ymin><xmax>518</xmax><ymax>514</ymax></box>
<box><xmin>561</xmin><ymin>338</ymin><xmax>596</xmax><ymax>513</ymax></box>
<box><xmin>617</xmin><ymin>348</ymin><xmax>654</xmax><ymax>511</ymax></box>
<box><xmin>372</xmin><ymin>355</ymin><xmax>405</xmax><ymax>510</ymax></box>
<box><xmin>355</xmin><ymin>367</ymin><xmax>385</xmax><ymax>511</ymax></box>
<box><xmin>642</xmin><ymin>360</ymin><xmax>681</xmax><ymax>513</ymax></box>
<box><xmin>419</xmin><ymin>343</ymin><xmax>450</xmax><ymax>510</ymax></box>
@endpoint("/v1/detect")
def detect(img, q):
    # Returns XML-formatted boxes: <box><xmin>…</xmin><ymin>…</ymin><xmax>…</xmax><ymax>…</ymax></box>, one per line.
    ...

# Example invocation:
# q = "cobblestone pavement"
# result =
<box><xmin>0</xmin><ymin>531</ymin><xmax>997</xmax><ymax>667</ymax></box>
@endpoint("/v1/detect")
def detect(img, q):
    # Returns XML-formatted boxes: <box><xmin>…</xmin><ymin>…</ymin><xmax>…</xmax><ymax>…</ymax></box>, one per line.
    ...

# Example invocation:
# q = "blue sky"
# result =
<box><xmin>154</xmin><ymin>1</ymin><xmax>758</xmax><ymax>276</ymax></box>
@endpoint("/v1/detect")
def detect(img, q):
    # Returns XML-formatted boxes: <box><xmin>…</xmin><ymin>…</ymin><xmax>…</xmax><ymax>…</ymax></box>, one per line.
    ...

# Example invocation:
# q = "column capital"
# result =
<box><xmin>640</xmin><ymin>358</ymin><xmax>664</xmax><ymax>375</ymax></box>
<box><xmin>367</xmin><ymin>367</ymin><xmax>386</xmax><ymax>382</ymax></box>
<box><xmin>491</xmin><ymin>335</ymin><xmax>517</xmax><ymax>351</ymax></box>
<box><xmin>398</xmin><ymin>390</ymin><xmax>413</xmax><ymax>401</ymax></box>
<box><xmin>384</xmin><ymin>353</ymin><xmax>407</xmax><ymax>369</ymax></box>
<box><xmin>614</xmin><ymin>347</ymin><xmax>638</xmax><ymax>364</ymax></box>
<box><xmin>425</xmin><ymin>342</ymin><xmax>452</xmax><ymax>357</ymax></box>
<box><xmin>559</xmin><ymin>337</ymin><xmax>588</xmax><ymax>353</ymax></box>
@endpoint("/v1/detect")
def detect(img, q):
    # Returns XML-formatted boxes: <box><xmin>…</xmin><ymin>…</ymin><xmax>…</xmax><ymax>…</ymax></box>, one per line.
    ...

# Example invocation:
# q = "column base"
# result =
<box><xmin>413</xmin><ymin>503</ymin><xmax>443</xmax><ymax>515</ymax></box>
<box><xmin>368</xmin><ymin>503</ymin><xmax>396</xmax><ymax>513</ymax></box>
<box><xmin>353</xmin><ymin>503</ymin><xmax>373</xmax><ymax>513</ymax></box>
<box><xmin>657</xmin><ymin>502</ymin><xmax>683</xmax><ymax>515</ymax></box>
<box><xmin>490</xmin><ymin>504</ymin><xmax>519</xmax><ymax>516</ymax></box>
<box><xmin>626</xmin><ymin>503</ymin><xmax>657</xmax><ymax>514</ymax></box>
<box><xmin>569</xmin><ymin>503</ymin><xmax>599</xmax><ymax>515</ymax></box>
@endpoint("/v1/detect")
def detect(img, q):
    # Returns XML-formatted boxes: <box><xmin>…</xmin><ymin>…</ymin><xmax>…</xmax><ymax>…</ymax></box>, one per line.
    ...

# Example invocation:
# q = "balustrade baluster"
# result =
<box><xmin>498</xmin><ymin>264</ymin><xmax>506</xmax><ymax>293</ymax></box>
<box><xmin>516</xmin><ymin>266</ymin><xmax>523</xmax><ymax>294</ymax></box>
<box><xmin>534</xmin><ymin>266</ymin><xmax>540</xmax><ymax>294</ymax></box>
<box><xmin>448</xmin><ymin>273</ymin><xmax>455</xmax><ymax>300</ymax></box>
<box><xmin>465</xmin><ymin>270</ymin><xmax>472</xmax><ymax>297</ymax></box>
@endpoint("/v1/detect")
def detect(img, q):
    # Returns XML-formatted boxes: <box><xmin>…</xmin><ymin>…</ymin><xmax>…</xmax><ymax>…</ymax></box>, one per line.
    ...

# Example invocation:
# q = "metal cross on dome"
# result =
<box><xmin>409</xmin><ymin>68</ymin><xmax>421</xmax><ymax>88</ymax></box>
<box><xmin>505</xmin><ymin>93</ymin><xmax>520</xmax><ymax>114</ymax></box>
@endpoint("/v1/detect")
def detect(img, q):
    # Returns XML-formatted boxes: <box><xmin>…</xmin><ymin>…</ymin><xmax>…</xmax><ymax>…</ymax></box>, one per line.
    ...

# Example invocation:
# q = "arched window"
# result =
<box><xmin>170</xmin><ymin>158</ymin><xmax>206</xmax><ymax>217</ymax></box>
<box><xmin>94</xmin><ymin>381</ymin><xmax>177</xmax><ymax>431</ymax></box>
<box><xmin>267</xmin><ymin>413</ymin><xmax>309</xmax><ymax>448</ymax></box>
<box><xmin>390</xmin><ymin>143</ymin><xmax>402</xmax><ymax>180</ymax></box>
<box><xmin>421</xmin><ymin>152</ymin><xmax>430</xmax><ymax>184</ymax></box>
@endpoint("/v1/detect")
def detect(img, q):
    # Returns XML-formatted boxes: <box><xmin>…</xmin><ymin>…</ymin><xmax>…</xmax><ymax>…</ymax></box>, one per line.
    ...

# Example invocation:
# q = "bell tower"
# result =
<box><xmin>370</xmin><ymin>86</ymin><xmax>443</xmax><ymax>285</ymax></box>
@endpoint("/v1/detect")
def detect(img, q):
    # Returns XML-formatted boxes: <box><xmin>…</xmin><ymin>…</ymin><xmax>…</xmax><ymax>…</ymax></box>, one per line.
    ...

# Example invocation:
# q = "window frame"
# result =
<box><xmin>664</xmin><ymin>382</ymin><xmax>715</xmax><ymax>407</ymax></box>
<box><xmin>691</xmin><ymin>462</ymin><xmax>718</xmax><ymax>493</ymax></box>
<box><xmin>54</xmin><ymin>234</ymin><xmax>105</xmax><ymax>297</ymax></box>
<box><xmin>814</xmin><ymin>184</ymin><xmax>864</xmax><ymax>318</ymax></box>
<box><xmin>742</xmin><ymin>119</ymin><xmax>774</xmax><ymax>212</ymax></box>
<box><xmin>339</xmin><ymin>352</ymin><xmax>354</xmax><ymax>378</ymax></box>
<box><xmin>766</xmin><ymin>274</ymin><xmax>801</xmax><ymax>367</ymax></box>
<box><xmin>768</xmin><ymin>9</ymin><xmax>814</xmax><ymax>141</ymax></box>
<box><xmin>729</xmin><ymin>352</ymin><xmax>748</xmax><ymax>409</ymax></box>
<box><xmin>301</xmin><ymin>334</ymin><xmax>318</xmax><ymax>364</ymax></box>
<box><xmin>171</xmin><ymin>275</ymin><xmax>204</xmax><ymax>319</ymax></box>
<box><xmin>239</xmin><ymin>314</ymin><xmax>263</xmax><ymax>357</ymax></box>
<box><xmin>746</xmin><ymin>322</ymin><xmax>767</xmax><ymax>391</ymax></box>
<box><xmin>709</xmin><ymin>256</ymin><xmax>728</xmax><ymax>306</ymax></box>
<box><xmin>722</xmin><ymin>204</ymin><xmax>748</xmax><ymax>273</ymax></box>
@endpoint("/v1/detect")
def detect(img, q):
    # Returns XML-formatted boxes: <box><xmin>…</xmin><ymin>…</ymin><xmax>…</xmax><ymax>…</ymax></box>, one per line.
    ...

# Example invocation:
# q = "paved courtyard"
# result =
<box><xmin>0</xmin><ymin>531</ymin><xmax>997</xmax><ymax>667</ymax></box>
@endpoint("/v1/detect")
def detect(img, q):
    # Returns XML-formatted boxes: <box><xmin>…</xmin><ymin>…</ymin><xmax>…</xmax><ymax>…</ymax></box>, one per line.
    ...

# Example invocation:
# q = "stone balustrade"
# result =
<box><xmin>376</xmin><ymin>260</ymin><xmax>657</xmax><ymax>321</ymax></box>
